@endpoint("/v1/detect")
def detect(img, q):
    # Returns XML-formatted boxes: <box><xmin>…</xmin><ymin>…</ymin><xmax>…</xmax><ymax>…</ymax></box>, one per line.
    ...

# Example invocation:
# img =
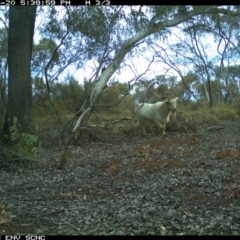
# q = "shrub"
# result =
<box><xmin>212</xmin><ymin>104</ymin><xmax>238</xmax><ymax>121</ymax></box>
<box><xmin>232</xmin><ymin>98</ymin><xmax>240</xmax><ymax>115</ymax></box>
<box><xmin>9</xmin><ymin>118</ymin><xmax>39</xmax><ymax>158</ymax></box>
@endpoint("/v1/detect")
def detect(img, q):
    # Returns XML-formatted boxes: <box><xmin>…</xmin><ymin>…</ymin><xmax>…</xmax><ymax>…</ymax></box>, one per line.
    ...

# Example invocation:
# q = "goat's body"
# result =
<box><xmin>134</xmin><ymin>97</ymin><xmax>178</xmax><ymax>135</ymax></box>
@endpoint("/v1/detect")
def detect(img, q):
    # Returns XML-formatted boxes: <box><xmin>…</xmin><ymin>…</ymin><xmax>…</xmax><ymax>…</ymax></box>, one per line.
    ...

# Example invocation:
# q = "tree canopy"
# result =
<box><xmin>1</xmin><ymin>5</ymin><xmax>240</xmax><ymax>136</ymax></box>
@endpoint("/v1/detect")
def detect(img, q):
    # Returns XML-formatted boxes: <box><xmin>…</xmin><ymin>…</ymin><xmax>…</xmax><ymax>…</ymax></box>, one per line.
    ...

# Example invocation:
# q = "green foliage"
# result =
<box><xmin>232</xmin><ymin>98</ymin><xmax>240</xmax><ymax>115</ymax></box>
<box><xmin>88</xmin><ymin>89</ymin><xmax>135</xmax><ymax>128</ymax></box>
<box><xmin>9</xmin><ymin>118</ymin><xmax>39</xmax><ymax>158</ymax></box>
<box><xmin>32</xmin><ymin>38</ymin><xmax>59</xmax><ymax>73</ymax></box>
<box><xmin>164</xmin><ymin>105</ymin><xmax>217</xmax><ymax>134</ymax></box>
<box><xmin>74</xmin><ymin>7</ymin><xmax>108</xmax><ymax>40</ymax></box>
<box><xmin>97</xmin><ymin>83</ymin><xmax>129</xmax><ymax>114</ymax></box>
<box><xmin>212</xmin><ymin>104</ymin><xmax>238</xmax><ymax>121</ymax></box>
<box><xmin>187</xmin><ymin>100</ymin><xmax>209</xmax><ymax>110</ymax></box>
<box><xmin>32</xmin><ymin>78</ymin><xmax>84</xmax><ymax>117</ymax></box>
<box><xmin>100</xmin><ymin>83</ymin><xmax>126</xmax><ymax>103</ymax></box>
<box><xmin>31</xmin><ymin>98</ymin><xmax>69</xmax><ymax>133</ymax></box>
<box><xmin>151</xmin><ymin>6</ymin><xmax>177</xmax><ymax>20</ymax></box>
<box><xmin>183</xmin><ymin>109</ymin><xmax>218</xmax><ymax>125</ymax></box>
<box><xmin>30</xmin><ymin>79</ymin><xmax>85</xmax><ymax>148</ymax></box>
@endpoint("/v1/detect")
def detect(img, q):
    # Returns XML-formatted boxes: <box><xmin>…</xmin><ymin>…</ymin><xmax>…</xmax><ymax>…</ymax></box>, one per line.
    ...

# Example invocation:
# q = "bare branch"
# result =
<box><xmin>149</xmin><ymin>43</ymin><xmax>199</xmax><ymax>102</ymax></box>
<box><xmin>203</xmin><ymin>126</ymin><xmax>225</xmax><ymax>132</ymax></box>
<box><xmin>73</xmin><ymin>5</ymin><xmax>239</xmax><ymax>133</ymax></box>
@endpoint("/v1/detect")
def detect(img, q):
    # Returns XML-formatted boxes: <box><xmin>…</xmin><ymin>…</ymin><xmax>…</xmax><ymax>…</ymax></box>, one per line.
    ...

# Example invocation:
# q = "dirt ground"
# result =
<box><xmin>1</xmin><ymin>121</ymin><xmax>240</xmax><ymax>235</ymax></box>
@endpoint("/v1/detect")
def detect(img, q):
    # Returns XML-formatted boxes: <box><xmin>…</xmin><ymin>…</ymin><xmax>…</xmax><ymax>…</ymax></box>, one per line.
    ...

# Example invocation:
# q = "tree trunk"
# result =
<box><xmin>6</xmin><ymin>6</ymin><xmax>37</xmax><ymax>133</ymax></box>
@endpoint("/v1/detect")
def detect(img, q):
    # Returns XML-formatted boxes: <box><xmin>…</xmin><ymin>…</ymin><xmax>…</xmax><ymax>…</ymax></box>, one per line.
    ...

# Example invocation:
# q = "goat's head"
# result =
<box><xmin>166</xmin><ymin>97</ymin><xmax>178</xmax><ymax>119</ymax></box>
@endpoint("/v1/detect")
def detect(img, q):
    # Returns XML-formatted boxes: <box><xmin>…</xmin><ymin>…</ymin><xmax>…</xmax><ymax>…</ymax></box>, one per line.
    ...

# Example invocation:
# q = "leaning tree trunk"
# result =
<box><xmin>6</xmin><ymin>6</ymin><xmax>37</xmax><ymax>133</ymax></box>
<box><xmin>203</xmin><ymin>80</ymin><xmax>210</xmax><ymax>102</ymax></box>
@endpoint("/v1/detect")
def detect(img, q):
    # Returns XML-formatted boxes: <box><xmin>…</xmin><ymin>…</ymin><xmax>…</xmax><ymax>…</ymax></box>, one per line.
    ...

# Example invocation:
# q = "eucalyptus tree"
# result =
<box><xmin>142</xmin><ymin>6</ymin><xmax>240</xmax><ymax>108</ymax></box>
<box><xmin>0</xmin><ymin>27</ymin><xmax>8</xmax><ymax>129</ymax></box>
<box><xmin>9</xmin><ymin>6</ymin><xmax>237</xmax><ymax>151</ymax></box>
<box><xmin>213</xmin><ymin>65</ymin><xmax>240</xmax><ymax>102</ymax></box>
<box><xmin>210</xmin><ymin>12</ymin><xmax>240</xmax><ymax>103</ymax></box>
<box><xmin>32</xmin><ymin>38</ymin><xmax>60</xmax><ymax>80</ymax></box>
<box><xmin>190</xmin><ymin>6</ymin><xmax>240</xmax><ymax>105</ymax></box>
<box><xmin>37</xmin><ymin>6</ymin><xmax>129</xmax><ymax>88</ymax></box>
<box><xmin>71</xmin><ymin>5</ymin><xmax>240</xmax><ymax>132</ymax></box>
<box><xmin>5</xmin><ymin>6</ymin><xmax>37</xmax><ymax>135</ymax></box>
<box><xmin>33</xmin><ymin>6</ymin><xmax>135</xmax><ymax>136</ymax></box>
<box><xmin>149</xmin><ymin>16</ymin><xmax>216</xmax><ymax>106</ymax></box>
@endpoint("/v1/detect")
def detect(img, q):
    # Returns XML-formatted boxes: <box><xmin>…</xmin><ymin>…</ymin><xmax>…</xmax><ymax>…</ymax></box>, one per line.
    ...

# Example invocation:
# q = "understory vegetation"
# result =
<box><xmin>1</xmin><ymin>5</ymin><xmax>240</xmax><ymax>235</ymax></box>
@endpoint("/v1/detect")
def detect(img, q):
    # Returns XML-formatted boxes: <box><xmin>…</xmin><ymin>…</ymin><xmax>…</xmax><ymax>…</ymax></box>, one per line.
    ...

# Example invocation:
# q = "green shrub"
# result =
<box><xmin>232</xmin><ymin>98</ymin><xmax>240</xmax><ymax>115</ymax></box>
<box><xmin>212</xmin><ymin>104</ymin><xmax>238</xmax><ymax>121</ymax></box>
<box><xmin>10</xmin><ymin>118</ymin><xmax>39</xmax><ymax>158</ymax></box>
<box><xmin>164</xmin><ymin>107</ymin><xmax>219</xmax><ymax>133</ymax></box>
<box><xmin>188</xmin><ymin>100</ymin><xmax>209</xmax><ymax>111</ymax></box>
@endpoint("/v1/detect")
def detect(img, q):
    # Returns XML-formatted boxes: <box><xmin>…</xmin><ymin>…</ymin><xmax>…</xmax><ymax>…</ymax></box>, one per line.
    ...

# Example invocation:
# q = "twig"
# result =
<box><xmin>203</xmin><ymin>126</ymin><xmax>225</xmax><ymax>132</ymax></box>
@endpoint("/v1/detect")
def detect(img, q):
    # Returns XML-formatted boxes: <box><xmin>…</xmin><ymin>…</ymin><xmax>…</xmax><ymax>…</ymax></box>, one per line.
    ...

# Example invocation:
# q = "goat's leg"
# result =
<box><xmin>162</xmin><ymin>127</ymin><xmax>166</xmax><ymax>135</ymax></box>
<box><xmin>158</xmin><ymin>123</ymin><xmax>166</xmax><ymax>136</ymax></box>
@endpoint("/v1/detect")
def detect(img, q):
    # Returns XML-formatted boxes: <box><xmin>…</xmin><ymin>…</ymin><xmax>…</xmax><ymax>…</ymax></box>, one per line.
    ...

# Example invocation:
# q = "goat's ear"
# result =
<box><xmin>173</xmin><ymin>97</ymin><xmax>179</xmax><ymax>101</ymax></box>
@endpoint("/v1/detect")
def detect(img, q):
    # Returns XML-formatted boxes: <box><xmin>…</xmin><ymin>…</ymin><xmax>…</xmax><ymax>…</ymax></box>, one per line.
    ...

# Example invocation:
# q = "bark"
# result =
<box><xmin>73</xmin><ymin>6</ymin><xmax>240</xmax><ymax>132</ymax></box>
<box><xmin>6</xmin><ymin>6</ymin><xmax>37</xmax><ymax>133</ymax></box>
<box><xmin>203</xmin><ymin>81</ymin><xmax>210</xmax><ymax>103</ymax></box>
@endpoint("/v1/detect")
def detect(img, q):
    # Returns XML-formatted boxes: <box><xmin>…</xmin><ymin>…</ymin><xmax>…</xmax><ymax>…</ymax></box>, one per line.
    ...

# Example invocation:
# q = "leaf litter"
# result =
<box><xmin>1</xmin><ymin>121</ymin><xmax>240</xmax><ymax>235</ymax></box>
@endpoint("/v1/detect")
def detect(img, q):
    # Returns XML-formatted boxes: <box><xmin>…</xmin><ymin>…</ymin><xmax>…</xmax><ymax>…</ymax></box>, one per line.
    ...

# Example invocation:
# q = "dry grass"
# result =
<box><xmin>31</xmin><ymin>102</ymin><xmax>240</xmax><ymax>147</ymax></box>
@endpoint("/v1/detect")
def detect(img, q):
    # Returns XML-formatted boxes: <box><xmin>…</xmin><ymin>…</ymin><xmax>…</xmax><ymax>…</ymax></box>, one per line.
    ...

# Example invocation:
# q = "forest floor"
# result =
<box><xmin>1</xmin><ymin>120</ymin><xmax>240</xmax><ymax>235</ymax></box>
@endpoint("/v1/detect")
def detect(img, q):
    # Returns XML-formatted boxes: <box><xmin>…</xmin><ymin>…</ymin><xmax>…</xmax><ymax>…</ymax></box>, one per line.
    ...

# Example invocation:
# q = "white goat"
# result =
<box><xmin>134</xmin><ymin>97</ymin><xmax>178</xmax><ymax>135</ymax></box>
